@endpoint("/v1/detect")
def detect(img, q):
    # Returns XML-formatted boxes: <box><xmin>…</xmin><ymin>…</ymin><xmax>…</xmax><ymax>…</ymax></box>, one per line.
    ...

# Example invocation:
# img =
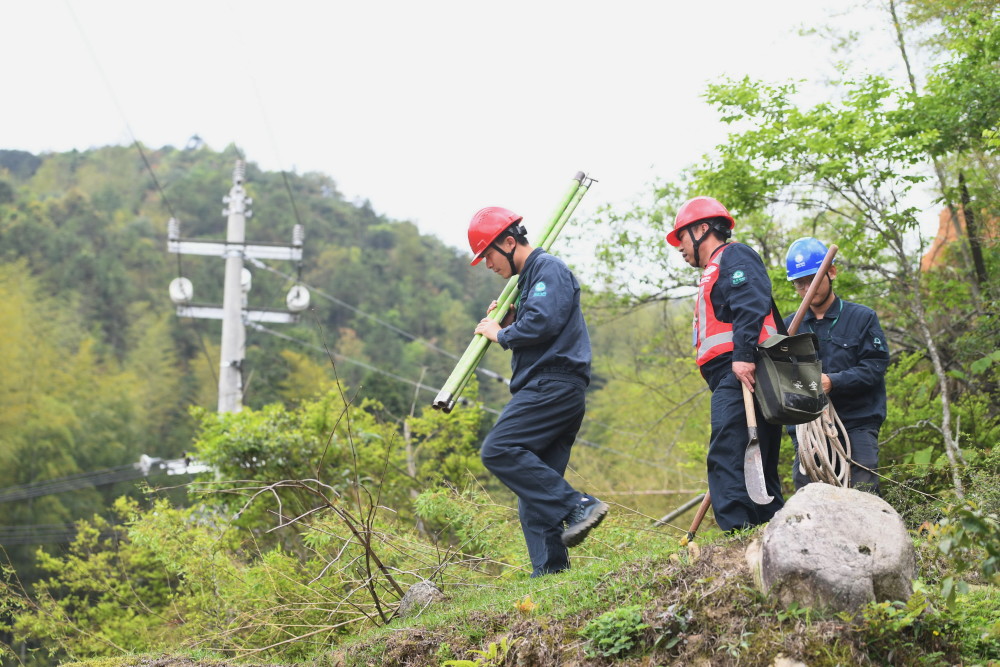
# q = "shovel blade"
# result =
<box><xmin>744</xmin><ymin>442</ymin><xmax>774</xmax><ymax>505</ymax></box>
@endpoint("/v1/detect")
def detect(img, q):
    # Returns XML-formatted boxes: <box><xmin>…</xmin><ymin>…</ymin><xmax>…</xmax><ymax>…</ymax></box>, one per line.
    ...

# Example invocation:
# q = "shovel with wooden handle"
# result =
<box><xmin>742</xmin><ymin>382</ymin><xmax>774</xmax><ymax>505</ymax></box>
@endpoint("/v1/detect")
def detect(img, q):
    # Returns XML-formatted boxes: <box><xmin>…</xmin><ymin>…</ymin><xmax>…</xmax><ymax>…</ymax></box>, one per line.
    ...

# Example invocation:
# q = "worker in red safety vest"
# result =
<box><xmin>666</xmin><ymin>196</ymin><xmax>785</xmax><ymax>531</ymax></box>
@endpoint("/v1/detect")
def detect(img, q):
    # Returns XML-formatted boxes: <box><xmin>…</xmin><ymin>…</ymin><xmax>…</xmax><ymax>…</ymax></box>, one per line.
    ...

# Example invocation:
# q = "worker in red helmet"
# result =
<box><xmin>467</xmin><ymin>206</ymin><xmax>607</xmax><ymax>577</ymax></box>
<box><xmin>667</xmin><ymin>196</ymin><xmax>784</xmax><ymax>531</ymax></box>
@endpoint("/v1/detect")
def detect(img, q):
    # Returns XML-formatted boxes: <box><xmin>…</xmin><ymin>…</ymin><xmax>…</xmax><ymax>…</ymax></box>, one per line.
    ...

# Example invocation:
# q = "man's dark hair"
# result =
<box><xmin>497</xmin><ymin>223</ymin><xmax>529</xmax><ymax>245</ymax></box>
<box><xmin>702</xmin><ymin>216</ymin><xmax>733</xmax><ymax>241</ymax></box>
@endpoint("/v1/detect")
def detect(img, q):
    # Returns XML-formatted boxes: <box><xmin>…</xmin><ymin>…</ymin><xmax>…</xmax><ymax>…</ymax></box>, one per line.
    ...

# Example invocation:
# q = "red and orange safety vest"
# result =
<box><xmin>694</xmin><ymin>245</ymin><xmax>777</xmax><ymax>367</ymax></box>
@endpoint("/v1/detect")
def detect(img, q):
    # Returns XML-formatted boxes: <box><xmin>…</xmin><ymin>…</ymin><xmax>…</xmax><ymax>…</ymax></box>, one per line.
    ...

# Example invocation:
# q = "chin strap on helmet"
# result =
<box><xmin>492</xmin><ymin>223</ymin><xmax>526</xmax><ymax>274</ymax></box>
<box><xmin>686</xmin><ymin>225</ymin><xmax>705</xmax><ymax>268</ymax></box>
<box><xmin>687</xmin><ymin>219</ymin><xmax>730</xmax><ymax>268</ymax></box>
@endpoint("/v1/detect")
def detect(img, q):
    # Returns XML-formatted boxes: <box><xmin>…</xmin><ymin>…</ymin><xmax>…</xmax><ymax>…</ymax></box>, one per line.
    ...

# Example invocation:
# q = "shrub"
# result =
<box><xmin>581</xmin><ymin>604</ymin><xmax>650</xmax><ymax>658</ymax></box>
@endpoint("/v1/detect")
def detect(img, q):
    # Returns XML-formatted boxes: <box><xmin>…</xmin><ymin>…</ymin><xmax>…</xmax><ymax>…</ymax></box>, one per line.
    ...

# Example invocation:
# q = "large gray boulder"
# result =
<box><xmin>745</xmin><ymin>483</ymin><xmax>915</xmax><ymax>613</ymax></box>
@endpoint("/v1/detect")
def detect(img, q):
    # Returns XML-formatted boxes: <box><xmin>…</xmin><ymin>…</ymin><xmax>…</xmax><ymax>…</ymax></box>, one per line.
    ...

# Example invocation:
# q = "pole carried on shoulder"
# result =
<box><xmin>431</xmin><ymin>171</ymin><xmax>595</xmax><ymax>412</ymax></box>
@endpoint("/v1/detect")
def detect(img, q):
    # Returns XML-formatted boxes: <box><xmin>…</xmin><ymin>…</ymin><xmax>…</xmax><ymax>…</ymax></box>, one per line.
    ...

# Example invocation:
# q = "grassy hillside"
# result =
<box><xmin>53</xmin><ymin>525</ymin><xmax>1000</xmax><ymax>666</ymax></box>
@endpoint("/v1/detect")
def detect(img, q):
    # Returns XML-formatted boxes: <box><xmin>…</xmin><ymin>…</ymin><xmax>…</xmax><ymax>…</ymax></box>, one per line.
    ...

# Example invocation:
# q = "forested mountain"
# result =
<box><xmin>0</xmin><ymin>144</ymin><xmax>509</xmax><ymax>416</ymax></box>
<box><xmin>0</xmin><ymin>144</ymin><xmax>538</xmax><ymax>575</ymax></box>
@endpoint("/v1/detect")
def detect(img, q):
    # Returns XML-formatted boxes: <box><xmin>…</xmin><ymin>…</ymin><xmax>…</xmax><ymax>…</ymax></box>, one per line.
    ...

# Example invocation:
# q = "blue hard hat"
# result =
<box><xmin>786</xmin><ymin>237</ymin><xmax>831</xmax><ymax>280</ymax></box>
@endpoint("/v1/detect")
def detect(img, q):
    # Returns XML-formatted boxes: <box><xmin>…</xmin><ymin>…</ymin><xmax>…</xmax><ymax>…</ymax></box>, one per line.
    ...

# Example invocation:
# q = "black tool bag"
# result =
<box><xmin>755</xmin><ymin>301</ymin><xmax>828</xmax><ymax>425</ymax></box>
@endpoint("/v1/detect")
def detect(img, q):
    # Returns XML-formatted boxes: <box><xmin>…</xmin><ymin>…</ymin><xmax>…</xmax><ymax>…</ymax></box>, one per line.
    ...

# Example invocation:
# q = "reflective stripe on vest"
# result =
<box><xmin>694</xmin><ymin>245</ymin><xmax>777</xmax><ymax>366</ymax></box>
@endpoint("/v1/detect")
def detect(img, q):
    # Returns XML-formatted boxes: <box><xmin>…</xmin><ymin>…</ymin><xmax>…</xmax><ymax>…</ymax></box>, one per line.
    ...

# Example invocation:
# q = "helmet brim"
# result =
<box><xmin>787</xmin><ymin>267</ymin><xmax>819</xmax><ymax>281</ymax></box>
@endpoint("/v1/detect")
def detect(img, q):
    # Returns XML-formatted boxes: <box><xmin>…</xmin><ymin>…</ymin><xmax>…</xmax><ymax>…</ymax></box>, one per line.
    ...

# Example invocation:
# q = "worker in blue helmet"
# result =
<box><xmin>784</xmin><ymin>237</ymin><xmax>890</xmax><ymax>494</ymax></box>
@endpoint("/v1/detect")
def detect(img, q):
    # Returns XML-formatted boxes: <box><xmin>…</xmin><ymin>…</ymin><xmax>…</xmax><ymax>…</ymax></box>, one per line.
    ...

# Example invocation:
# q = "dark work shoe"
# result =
<box><xmin>561</xmin><ymin>494</ymin><xmax>609</xmax><ymax>547</ymax></box>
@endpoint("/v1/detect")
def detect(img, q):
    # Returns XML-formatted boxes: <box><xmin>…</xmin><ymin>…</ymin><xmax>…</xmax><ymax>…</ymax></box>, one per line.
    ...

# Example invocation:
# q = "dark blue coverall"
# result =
<box><xmin>785</xmin><ymin>297</ymin><xmax>889</xmax><ymax>493</ymax></box>
<box><xmin>480</xmin><ymin>248</ymin><xmax>592</xmax><ymax>577</ymax></box>
<box><xmin>699</xmin><ymin>243</ymin><xmax>785</xmax><ymax>532</ymax></box>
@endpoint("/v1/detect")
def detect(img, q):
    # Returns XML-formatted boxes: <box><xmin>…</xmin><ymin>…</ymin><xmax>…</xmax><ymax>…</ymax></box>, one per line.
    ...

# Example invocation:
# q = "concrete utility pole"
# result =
<box><xmin>167</xmin><ymin>160</ymin><xmax>309</xmax><ymax>413</ymax></box>
<box><xmin>218</xmin><ymin>162</ymin><xmax>250</xmax><ymax>413</ymax></box>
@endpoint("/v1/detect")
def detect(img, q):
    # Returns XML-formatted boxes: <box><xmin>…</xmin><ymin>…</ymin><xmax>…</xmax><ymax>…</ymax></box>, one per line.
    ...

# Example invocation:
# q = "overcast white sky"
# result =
<box><xmin>1</xmin><ymin>1</ymin><xmax>903</xmax><ymax>257</ymax></box>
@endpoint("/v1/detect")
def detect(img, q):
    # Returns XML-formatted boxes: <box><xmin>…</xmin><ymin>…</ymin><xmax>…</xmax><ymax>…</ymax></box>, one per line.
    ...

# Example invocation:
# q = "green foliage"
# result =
<box><xmin>413</xmin><ymin>485</ymin><xmax>522</xmax><ymax>568</ymax></box>
<box><xmin>5</xmin><ymin>380</ymin><xmax>513</xmax><ymax>660</ymax></box>
<box><xmin>0</xmin><ymin>263</ymin><xmax>193</xmax><ymax>582</ymax></box>
<box><xmin>910</xmin><ymin>4</ymin><xmax>1000</xmax><ymax>157</ymax></box>
<box><xmin>651</xmin><ymin>603</ymin><xmax>693</xmax><ymax>651</ymax></box>
<box><xmin>565</xmin><ymin>181</ymin><xmax>688</xmax><ymax>300</ymax></box>
<box><xmin>405</xmin><ymin>392</ymin><xmax>489</xmax><ymax>486</ymax></box>
<box><xmin>928</xmin><ymin>503</ymin><xmax>1000</xmax><ymax>605</ymax></box>
<box><xmin>858</xmin><ymin>591</ymin><xmax>960</xmax><ymax>665</ymax></box>
<box><xmin>12</xmin><ymin>498</ymin><xmax>180</xmax><ymax>659</ymax></box>
<box><xmin>0</xmin><ymin>563</ymin><xmax>29</xmax><ymax>660</ymax></box>
<box><xmin>572</xmin><ymin>300</ymin><xmax>710</xmax><ymax>518</ymax></box>
<box><xmin>580</xmin><ymin>604</ymin><xmax>650</xmax><ymax>658</ymax></box>
<box><xmin>950</xmin><ymin>585</ymin><xmax>1000</xmax><ymax>662</ymax></box>
<box><xmin>442</xmin><ymin>635</ymin><xmax>518</xmax><ymax>667</ymax></box>
<box><xmin>189</xmin><ymin>388</ymin><xmax>490</xmax><ymax>541</ymax></box>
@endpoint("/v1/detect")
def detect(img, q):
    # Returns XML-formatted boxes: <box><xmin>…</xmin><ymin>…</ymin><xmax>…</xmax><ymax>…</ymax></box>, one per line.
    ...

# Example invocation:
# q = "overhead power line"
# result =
<box><xmin>247</xmin><ymin>321</ymin><xmax>448</xmax><ymax>399</ymax></box>
<box><xmin>249</xmin><ymin>322</ymin><xmax>672</xmax><ymax>470</ymax></box>
<box><xmin>0</xmin><ymin>523</ymin><xmax>122</xmax><ymax>546</ymax></box>
<box><xmin>64</xmin><ymin>0</ymin><xmax>177</xmax><ymax>221</ymax></box>
<box><xmin>0</xmin><ymin>456</ymin><xmax>209</xmax><ymax>505</ymax></box>
<box><xmin>244</xmin><ymin>256</ymin><xmax>511</xmax><ymax>386</ymax></box>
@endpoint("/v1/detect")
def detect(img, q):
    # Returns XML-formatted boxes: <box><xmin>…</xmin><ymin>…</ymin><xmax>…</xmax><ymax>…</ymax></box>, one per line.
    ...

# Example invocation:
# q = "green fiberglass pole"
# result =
<box><xmin>440</xmin><ymin>173</ymin><xmax>593</xmax><ymax>411</ymax></box>
<box><xmin>441</xmin><ymin>175</ymin><xmax>594</xmax><ymax>412</ymax></box>
<box><xmin>431</xmin><ymin>172</ymin><xmax>584</xmax><ymax>410</ymax></box>
<box><xmin>431</xmin><ymin>171</ymin><xmax>594</xmax><ymax>411</ymax></box>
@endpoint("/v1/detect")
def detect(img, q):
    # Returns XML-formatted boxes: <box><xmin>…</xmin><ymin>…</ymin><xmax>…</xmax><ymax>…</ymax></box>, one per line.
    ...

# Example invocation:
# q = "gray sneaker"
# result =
<box><xmin>561</xmin><ymin>494</ymin><xmax>609</xmax><ymax>547</ymax></box>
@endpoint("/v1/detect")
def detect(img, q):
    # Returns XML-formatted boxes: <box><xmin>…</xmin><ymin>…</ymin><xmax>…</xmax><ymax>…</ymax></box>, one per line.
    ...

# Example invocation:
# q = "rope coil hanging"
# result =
<box><xmin>795</xmin><ymin>403</ymin><xmax>852</xmax><ymax>486</ymax></box>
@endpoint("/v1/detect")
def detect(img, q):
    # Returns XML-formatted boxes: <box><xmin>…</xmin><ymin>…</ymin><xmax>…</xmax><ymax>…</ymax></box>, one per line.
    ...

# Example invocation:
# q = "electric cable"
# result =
<box><xmin>64</xmin><ymin>1</ymin><xmax>225</xmax><ymax>388</ymax></box>
<box><xmin>63</xmin><ymin>0</ymin><xmax>176</xmax><ymax>221</ymax></box>
<box><xmin>0</xmin><ymin>523</ymin><xmax>122</xmax><ymax>546</ymax></box>
<box><xmin>0</xmin><ymin>456</ymin><xmax>203</xmax><ymax>505</ymax></box>
<box><xmin>0</xmin><ymin>465</ymin><xmax>142</xmax><ymax>503</ymax></box>
<box><xmin>244</xmin><ymin>256</ymin><xmax>510</xmax><ymax>385</ymax></box>
<box><xmin>247</xmin><ymin>322</ymin><xmax>672</xmax><ymax>470</ymax></box>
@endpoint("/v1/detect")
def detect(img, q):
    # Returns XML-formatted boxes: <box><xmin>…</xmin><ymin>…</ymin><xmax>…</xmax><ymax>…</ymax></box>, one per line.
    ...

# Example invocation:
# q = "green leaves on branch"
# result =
<box><xmin>699</xmin><ymin>73</ymin><xmax>931</xmax><ymax>234</ymax></box>
<box><xmin>925</xmin><ymin>503</ymin><xmax>1000</xmax><ymax>606</ymax></box>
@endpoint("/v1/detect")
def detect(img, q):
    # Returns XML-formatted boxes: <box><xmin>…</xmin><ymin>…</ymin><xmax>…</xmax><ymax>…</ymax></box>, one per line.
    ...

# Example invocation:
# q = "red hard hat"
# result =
<box><xmin>665</xmin><ymin>196</ymin><xmax>735</xmax><ymax>247</ymax></box>
<box><xmin>468</xmin><ymin>206</ymin><xmax>523</xmax><ymax>265</ymax></box>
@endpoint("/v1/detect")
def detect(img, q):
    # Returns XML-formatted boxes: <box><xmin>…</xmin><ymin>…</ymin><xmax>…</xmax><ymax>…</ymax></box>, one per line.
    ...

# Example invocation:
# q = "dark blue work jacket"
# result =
<box><xmin>784</xmin><ymin>297</ymin><xmax>889</xmax><ymax>427</ymax></box>
<box><xmin>496</xmin><ymin>248</ymin><xmax>591</xmax><ymax>393</ymax></box>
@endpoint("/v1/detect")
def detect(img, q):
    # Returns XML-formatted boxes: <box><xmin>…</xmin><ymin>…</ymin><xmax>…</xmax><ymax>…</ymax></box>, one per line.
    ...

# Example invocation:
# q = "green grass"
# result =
<box><xmin>47</xmin><ymin>499</ymin><xmax>1000</xmax><ymax>667</ymax></box>
<box><xmin>326</xmin><ymin>517</ymin><xmax>998</xmax><ymax>667</ymax></box>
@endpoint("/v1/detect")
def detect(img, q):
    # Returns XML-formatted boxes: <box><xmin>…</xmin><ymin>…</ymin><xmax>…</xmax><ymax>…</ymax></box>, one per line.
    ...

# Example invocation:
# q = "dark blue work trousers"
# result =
<box><xmin>480</xmin><ymin>373</ymin><xmax>586</xmax><ymax>577</ymax></box>
<box><xmin>707</xmin><ymin>371</ymin><xmax>785</xmax><ymax>532</ymax></box>
<box><xmin>792</xmin><ymin>423</ymin><xmax>881</xmax><ymax>495</ymax></box>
